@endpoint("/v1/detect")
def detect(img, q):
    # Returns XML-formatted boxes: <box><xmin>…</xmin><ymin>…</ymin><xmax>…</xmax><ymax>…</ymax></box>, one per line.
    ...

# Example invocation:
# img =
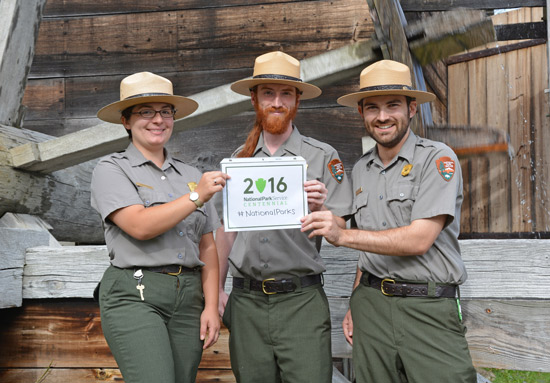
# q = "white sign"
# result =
<box><xmin>221</xmin><ymin>157</ymin><xmax>308</xmax><ymax>232</ymax></box>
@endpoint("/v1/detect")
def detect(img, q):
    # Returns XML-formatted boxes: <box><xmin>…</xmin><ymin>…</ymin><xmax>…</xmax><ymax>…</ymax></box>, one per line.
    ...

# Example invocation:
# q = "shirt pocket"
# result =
<box><xmin>136</xmin><ymin>188</ymin><xmax>170</xmax><ymax>207</ymax></box>
<box><xmin>352</xmin><ymin>191</ymin><xmax>369</xmax><ymax>228</ymax></box>
<box><xmin>387</xmin><ymin>183</ymin><xmax>418</xmax><ymax>226</ymax></box>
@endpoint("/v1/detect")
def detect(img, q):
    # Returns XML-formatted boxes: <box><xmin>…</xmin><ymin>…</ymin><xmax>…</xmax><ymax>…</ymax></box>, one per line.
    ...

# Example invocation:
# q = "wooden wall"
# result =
<box><xmin>21</xmin><ymin>0</ymin><xmax>374</xmax><ymax>175</ymax></box>
<box><xmin>448</xmin><ymin>7</ymin><xmax>550</xmax><ymax>234</ymax></box>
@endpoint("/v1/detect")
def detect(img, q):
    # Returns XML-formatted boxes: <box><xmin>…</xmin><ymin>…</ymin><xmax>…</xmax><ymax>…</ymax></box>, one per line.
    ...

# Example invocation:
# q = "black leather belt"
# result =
<box><xmin>362</xmin><ymin>273</ymin><xmax>456</xmax><ymax>298</ymax></box>
<box><xmin>233</xmin><ymin>274</ymin><xmax>322</xmax><ymax>294</ymax></box>
<box><xmin>142</xmin><ymin>265</ymin><xmax>197</xmax><ymax>275</ymax></box>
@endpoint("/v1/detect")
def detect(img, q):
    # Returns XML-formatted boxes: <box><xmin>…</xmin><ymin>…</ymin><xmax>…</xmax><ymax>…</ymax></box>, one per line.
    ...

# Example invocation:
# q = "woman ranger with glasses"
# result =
<box><xmin>90</xmin><ymin>72</ymin><xmax>229</xmax><ymax>383</ymax></box>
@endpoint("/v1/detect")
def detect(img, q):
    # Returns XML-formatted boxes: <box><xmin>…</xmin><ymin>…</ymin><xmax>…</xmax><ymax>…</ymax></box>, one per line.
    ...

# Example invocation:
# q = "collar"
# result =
<box><xmin>125</xmin><ymin>142</ymin><xmax>177</xmax><ymax>173</ymax></box>
<box><xmin>254</xmin><ymin>125</ymin><xmax>302</xmax><ymax>156</ymax></box>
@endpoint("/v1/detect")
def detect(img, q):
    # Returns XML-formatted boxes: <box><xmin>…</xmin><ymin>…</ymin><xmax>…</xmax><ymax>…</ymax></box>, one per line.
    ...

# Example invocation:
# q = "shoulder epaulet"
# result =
<box><xmin>302</xmin><ymin>136</ymin><xmax>335</xmax><ymax>153</ymax></box>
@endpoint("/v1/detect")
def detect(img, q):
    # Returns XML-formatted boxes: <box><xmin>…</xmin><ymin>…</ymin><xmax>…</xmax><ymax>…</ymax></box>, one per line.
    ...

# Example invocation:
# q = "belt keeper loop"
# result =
<box><xmin>292</xmin><ymin>276</ymin><xmax>302</xmax><ymax>292</ymax></box>
<box><xmin>428</xmin><ymin>281</ymin><xmax>436</xmax><ymax>297</ymax></box>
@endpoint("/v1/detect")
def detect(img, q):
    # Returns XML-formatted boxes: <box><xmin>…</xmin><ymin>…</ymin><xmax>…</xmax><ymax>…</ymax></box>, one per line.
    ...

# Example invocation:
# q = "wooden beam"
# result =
<box><xmin>0</xmin><ymin>125</ymin><xmax>103</xmax><ymax>244</ymax></box>
<box><xmin>9</xmin><ymin>40</ymin><xmax>380</xmax><ymax>173</ymax></box>
<box><xmin>0</xmin><ymin>0</ymin><xmax>47</xmax><ymax>127</ymax></box>
<box><xmin>21</xmin><ymin>239</ymin><xmax>550</xmax><ymax>300</ymax></box>
<box><xmin>400</xmin><ymin>0</ymin><xmax>545</xmax><ymax>12</ymax></box>
<box><xmin>495</xmin><ymin>22</ymin><xmax>547</xmax><ymax>40</ymax></box>
<box><xmin>406</xmin><ymin>9</ymin><xmax>496</xmax><ymax>66</ymax></box>
<box><xmin>445</xmin><ymin>38</ymin><xmax>546</xmax><ymax>65</ymax></box>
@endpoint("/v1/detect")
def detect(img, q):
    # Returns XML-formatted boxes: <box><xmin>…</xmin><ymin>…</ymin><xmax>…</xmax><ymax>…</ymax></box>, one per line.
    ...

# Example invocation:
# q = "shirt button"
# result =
<box><xmin>382</xmin><ymin>222</ymin><xmax>387</xmax><ymax>227</ymax></box>
<box><xmin>379</xmin><ymin>195</ymin><xmax>383</xmax><ymax>200</ymax></box>
<box><xmin>145</xmin><ymin>200</ymin><xmax>150</xmax><ymax>206</ymax></box>
<box><xmin>177</xmin><ymin>253</ymin><xmax>183</xmax><ymax>259</ymax></box>
<box><xmin>179</xmin><ymin>231</ymin><xmax>184</xmax><ymax>237</ymax></box>
<box><xmin>381</xmin><ymin>170</ymin><xmax>386</xmax><ymax>175</ymax></box>
<box><xmin>399</xmin><ymin>193</ymin><xmax>404</xmax><ymax>197</ymax></box>
<box><xmin>261</xmin><ymin>238</ymin><xmax>269</xmax><ymax>243</ymax></box>
<box><xmin>168</xmin><ymin>193</ymin><xmax>173</xmax><ymax>198</ymax></box>
<box><xmin>263</xmin><ymin>263</ymin><xmax>268</xmax><ymax>269</ymax></box>
<box><xmin>161</xmin><ymin>176</ymin><xmax>166</xmax><ymax>180</ymax></box>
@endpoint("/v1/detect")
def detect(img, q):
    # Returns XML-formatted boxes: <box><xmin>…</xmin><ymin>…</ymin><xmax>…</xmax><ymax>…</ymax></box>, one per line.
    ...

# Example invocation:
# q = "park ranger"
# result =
<box><xmin>301</xmin><ymin>60</ymin><xmax>477</xmax><ymax>382</ymax></box>
<box><xmin>91</xmin><ymin>72</ymin><xmax>228</xmax><ymax>383</ymax></box>
<box><xmin>216</xmin><ymin>51</ymin><xmax>353</xmax><ymax>383</ymax></box>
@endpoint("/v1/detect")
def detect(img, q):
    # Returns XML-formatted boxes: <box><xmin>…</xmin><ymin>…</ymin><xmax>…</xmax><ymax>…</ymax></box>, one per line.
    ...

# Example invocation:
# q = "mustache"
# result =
<box><xmin>266</xmin><ymin>106</ymin><xmax>289</xmax><ymax>113</ymax></box>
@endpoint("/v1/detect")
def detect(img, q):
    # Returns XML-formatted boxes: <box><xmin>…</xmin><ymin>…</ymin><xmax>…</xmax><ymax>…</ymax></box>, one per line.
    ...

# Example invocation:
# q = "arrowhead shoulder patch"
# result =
<box><xmin>327</xmin><ymin>158</ymin><xmax>345</xmax><ymax>183</ymax></box>
<box><xmin>435</xmin><ymin>156</ymin><xmax>455</xmax><ymax>181</ymax></box>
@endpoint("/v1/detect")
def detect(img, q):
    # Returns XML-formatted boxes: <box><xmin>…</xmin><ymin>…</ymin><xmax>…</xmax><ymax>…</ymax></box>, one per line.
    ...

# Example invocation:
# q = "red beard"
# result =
<box><xmin>254</xmin><ymin>103</ymin><xmax>298</xmax><ymax>135</ymax></box>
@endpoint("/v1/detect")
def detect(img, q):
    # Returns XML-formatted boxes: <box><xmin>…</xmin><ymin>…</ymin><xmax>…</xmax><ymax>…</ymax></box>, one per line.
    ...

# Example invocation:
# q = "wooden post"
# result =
<box><xmin>0</xmin><ymin>0</ymin><xmax>47</xmax><ymax>127</ymax></box>
<box><xmin>546</xmin><ymin>0</ymin><xmax>550</xmax><ymax>91</ymax></box>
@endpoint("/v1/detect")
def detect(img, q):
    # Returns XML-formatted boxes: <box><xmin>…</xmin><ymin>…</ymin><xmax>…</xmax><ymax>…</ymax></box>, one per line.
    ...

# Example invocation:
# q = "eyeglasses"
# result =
<box><xmin>131</xmin><ymin>109</ymin><xmax>176</xmax><ymax>119</ymax></box>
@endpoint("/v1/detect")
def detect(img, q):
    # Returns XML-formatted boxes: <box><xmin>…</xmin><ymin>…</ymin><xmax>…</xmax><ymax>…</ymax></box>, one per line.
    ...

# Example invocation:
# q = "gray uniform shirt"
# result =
<box><xmin>91</xmin><ymin>143</ymin><xmax>220</xmax><ymax>269</ymax></box>
<box><xmin>352</xmin><ymin>131</ymin><xmax>467</xmax><ymax>284</ymax></box>
<box><xmin>227</xmin><ymin>127</ymin><xmax>353</xmax><ymax>280</ymax></box>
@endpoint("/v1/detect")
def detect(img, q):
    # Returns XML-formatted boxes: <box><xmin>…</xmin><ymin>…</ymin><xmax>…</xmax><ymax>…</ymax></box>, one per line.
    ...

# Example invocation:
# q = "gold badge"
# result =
<box><xmin>188</xmin><ymin>182</ymin><xmax>197</xmax><ymax>192</ymax></box>
<box><xmin>401</xmin><ymin>164</ymin><xmax>413</xmax><ymax>177</ymax></box>
<box><xmin>355</xmin><ymin>187</ymin><xmax>363</xmax><ymax>196</ymax></box>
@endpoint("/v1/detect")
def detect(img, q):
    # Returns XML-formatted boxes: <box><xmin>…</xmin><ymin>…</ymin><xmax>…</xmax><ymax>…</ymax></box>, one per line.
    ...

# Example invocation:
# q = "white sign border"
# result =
<box><xmin>221</xmin><ymin>157</ymin><xmax>308</xmax><ymax>232</ymax></box>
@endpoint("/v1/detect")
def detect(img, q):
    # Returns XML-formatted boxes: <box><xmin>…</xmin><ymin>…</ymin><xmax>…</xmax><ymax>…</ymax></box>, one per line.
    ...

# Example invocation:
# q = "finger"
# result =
<box><xmin>203</xmin><ymin>325</ymin><xmax>220</xmax><ymax>349</ymax></box>
<box><xmin>200</xmin><ymin>321</ymin><xmax>207</xmax><ymax>341</ymax></box>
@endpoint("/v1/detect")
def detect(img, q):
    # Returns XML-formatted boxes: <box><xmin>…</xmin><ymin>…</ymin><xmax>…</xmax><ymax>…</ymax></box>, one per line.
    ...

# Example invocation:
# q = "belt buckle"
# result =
<box><xmin>167</xmin><ymin>266</ymin><xmax>182</xmax><ymax>276</ymax></box>
<box><xmin>381</xmin><ymin>278</ymin><xmax>395</xmax><ymax>296</ymax></box>
<box><xmin>262</xmin><ymin>278</ymin><xmax>277</xmax><ymax>295</ymax></box>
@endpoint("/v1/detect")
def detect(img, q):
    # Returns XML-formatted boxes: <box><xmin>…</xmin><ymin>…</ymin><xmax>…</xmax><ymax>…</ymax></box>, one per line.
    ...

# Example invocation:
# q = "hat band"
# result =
<box><xmin>360</xmin><ymin>84</ymin><xmax>413</xmax><ymax>92</ymax></box>
<box><xmin>253</xmin><ymin>74</ymin><xmax>303</xmax><ymax>82</ymax></box>
<box><xmin>124</xmin><ymin>92</ymin><xmax>172</xmax><ymax>100</ymax></box>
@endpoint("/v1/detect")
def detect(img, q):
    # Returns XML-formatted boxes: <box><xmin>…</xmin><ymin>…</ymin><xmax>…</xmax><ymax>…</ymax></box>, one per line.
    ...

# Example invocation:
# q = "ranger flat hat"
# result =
<box><xmin>97</xmin><ymin>71</ymin><xmax>199</xmax><ymax>124</ymax></box>
<box><xmin>337</xmin><ymin>60</ymin><xmax>435</xmax><ymax>107</ymax></box>
<box><xmin>231</xmin><ymin>51</ymin><xmax>322</xmax><ymax>100</ymax></box>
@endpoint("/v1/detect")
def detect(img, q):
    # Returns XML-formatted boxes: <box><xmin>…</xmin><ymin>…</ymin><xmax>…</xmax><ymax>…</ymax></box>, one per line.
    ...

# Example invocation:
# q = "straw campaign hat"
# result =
<box><xmin>97</xmin><ymin>72</ymin><xmax>198</xmax><ymax>124</ymax></box>
<box><xmin>337</xmin><ymin>60</ymin><xmax>435</xmax><ymax>107</ymax></box>
<box><xmin>231</xmin><ymin>51</ymin><xmax>322</xmax><ymax>100</ymax></box>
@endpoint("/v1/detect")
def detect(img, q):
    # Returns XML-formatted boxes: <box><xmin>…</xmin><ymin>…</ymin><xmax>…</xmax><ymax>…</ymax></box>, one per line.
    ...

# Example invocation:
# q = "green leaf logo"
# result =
<box><xmin>255</xmin><ymin>178</ymin><xmax>266</xmax><ymax>193</ymax></box>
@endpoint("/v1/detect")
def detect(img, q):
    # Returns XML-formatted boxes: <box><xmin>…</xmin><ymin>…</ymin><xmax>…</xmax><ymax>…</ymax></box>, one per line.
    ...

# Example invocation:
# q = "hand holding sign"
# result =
<box><xmin>221</xmin><ymin>157</ymin><xmax>308</xmax><ymax>232</ymax></box>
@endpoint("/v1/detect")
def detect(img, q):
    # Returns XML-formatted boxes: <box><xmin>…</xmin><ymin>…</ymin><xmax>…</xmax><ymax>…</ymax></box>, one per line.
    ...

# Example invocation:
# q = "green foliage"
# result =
<box><xmin>489</xmin><ymin>369</ymin><xmax>550</xmax><ymax>383</ymax></box>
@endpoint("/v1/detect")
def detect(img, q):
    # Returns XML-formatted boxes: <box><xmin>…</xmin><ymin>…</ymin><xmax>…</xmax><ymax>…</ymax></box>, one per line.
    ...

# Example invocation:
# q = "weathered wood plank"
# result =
<box><xmin>531</xmin><ymin>43</ymin><xmax>550</xmax><ymax>231</ymax></box>
<box><xmin>0</xmin><ymin>228</ymin><xmax>51</xmax><ymax>308</ymax></box>
<box><xmin>400</xmin><ymin>0</ymin><xmax>545</xmax><ymax>11</ymax></box>
<box><xmin>30</xmin><ymin>1</ymin><xmax>373</xmax><ymax>78</ymax></box>
<box><xmin>41</xmin><ymin>0</ymin><xmax>339</xmax><ymax>17</ymax></box>
<box><xmin>0</xmin><ymin>368</ymin><xmax>236</xmax><ymax>383</ymax></box>
<box><xmin>495</xmin><ymin>22</ymin><xmax>547</xmax><ymax>41</ymax></box>
<box><xmin>460</xmin><ymin>158</ymin><xmax>472</xmax><ymax>233</ymax></box>
<box><xmin>0</xmin><ymin>125</ymin><xmax>104</xmax><ymax>244</ymax></box>
<box><xmin>507</xmin><ymin>11</ymin><xmax>534</xmax><ymax>232</ymax></box>
<box><xmin>12</xmin><ymin>40</ymin><xmax>379</xmax><ymax>173</ymax></box>
<box><xmin>20</xmin><ymin>77</ymin><xmax>65</xmax><ymax>121</ymax></box>
<box><xmin>0</xmin><ymin>0</ymin><xmax>47</xmax><ymax>126</ymax></box>
<box><xmin>22</xmin><ymin>239</ymin><xmax>550</xmax><ymax>300</ymax></box>
<box><xmin>0</xmin><ymin>269</ymin><xmax>23</xmax><ymax>309</ymax></box>
<box><xmin>0</xmin><ymin>300</ymin><xmax>231</xmax><ymax>369</ymax></box>
<box><xmin>463</xmin><ymin>299</ymin><xmax>550</xmax><ymax>372</ymax></box>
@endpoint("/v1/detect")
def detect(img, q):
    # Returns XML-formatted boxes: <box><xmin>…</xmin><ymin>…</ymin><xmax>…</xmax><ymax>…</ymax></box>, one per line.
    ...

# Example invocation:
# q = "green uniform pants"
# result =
<box><xmin>99</xmin><ymin>265</ymin><xmax>204</xmax><ymax>383</ymax></box>
<box><xmin>350</xmin><ymin>283</ymin><xmax>476</xmax><ymax>383</ymax></box>
<box><xmin>223</xmin><ymin>282</ymin><xmax>332</xmax><ymax>383</ymax></box>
